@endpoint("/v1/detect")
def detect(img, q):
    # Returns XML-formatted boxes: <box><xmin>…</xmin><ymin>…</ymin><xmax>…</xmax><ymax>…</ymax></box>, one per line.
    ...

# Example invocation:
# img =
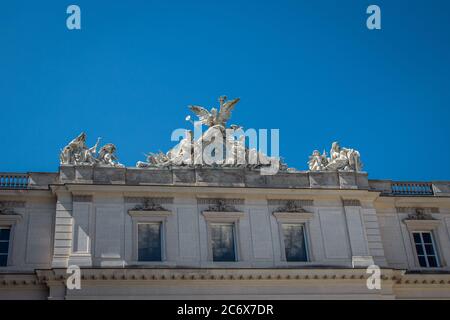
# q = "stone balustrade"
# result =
<box><xmin>391</xmin><ymin>182</ymin><xmax>434</xmax><ymax>195</ymax></box>
<box><xmin>0</xmin><ymin>173</ymin><xmax>29</xmax><ymax>189</ymax></box>
<box><xmin>0</xmin><ymin>172</ymin><xmax>58</xmax><ymax>190</ymax></box>
<box><xmin>369</xmin><ymin>180</ymin><xmax>450</xmax><ymax>196</ymax></box>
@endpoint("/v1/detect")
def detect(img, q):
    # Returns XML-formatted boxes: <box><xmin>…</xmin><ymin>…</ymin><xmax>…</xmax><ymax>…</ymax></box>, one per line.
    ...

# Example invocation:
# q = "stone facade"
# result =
<box><xmin>1</xmin><ymin>167</ymin><xmax>450</xmax><ymax>299</ymax></box>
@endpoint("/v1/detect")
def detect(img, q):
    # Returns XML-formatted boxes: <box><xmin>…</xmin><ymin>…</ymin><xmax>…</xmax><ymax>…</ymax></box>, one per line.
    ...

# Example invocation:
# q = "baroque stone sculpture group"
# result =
<box><xmin>59</xmin><ymin>96</ymin><xmax>362</xmax><ymax>173</ymax></box>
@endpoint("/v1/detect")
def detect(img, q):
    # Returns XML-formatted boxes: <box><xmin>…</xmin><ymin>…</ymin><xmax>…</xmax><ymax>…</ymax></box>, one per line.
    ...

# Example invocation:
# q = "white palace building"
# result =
<box><xmin>1</xmin><ymin>97</ymin><xmax>450</xmax><ymax>300</ymax></box>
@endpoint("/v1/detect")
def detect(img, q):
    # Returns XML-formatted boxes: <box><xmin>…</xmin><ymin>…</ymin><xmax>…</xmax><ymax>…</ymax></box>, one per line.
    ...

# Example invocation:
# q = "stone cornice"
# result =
<box><xmin>35</xmin><ymin>268</ymin><xmax>403</xmax><ymax>282</ymax></box>
<box><xmin>0</xmin><ymin>274</ymin><xmax>42</xmax><ymax>287</ymax></box>
<box><xmin>2</xmin><ymin>268</ymin><xmax>449</xmax><ymax>287</ymax></box>
<box><xmin>61</xmin><ymin>184</ymin><xmax>379</xmax><ymax>199</ymax></box>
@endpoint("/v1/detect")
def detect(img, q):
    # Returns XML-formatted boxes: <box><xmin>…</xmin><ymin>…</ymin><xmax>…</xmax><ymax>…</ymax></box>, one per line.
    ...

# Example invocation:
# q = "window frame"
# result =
<box><xmin>403</xmin><ymin>218</ymin><xmax>443</xmax><ymax>269</ymax></box>
<box><xmin>0</xmin><ymin>214</ymin><xmax>21</xmax><ymax>268</ymax></box>
<box><xmin>280</xmin><ymin>223</ymin><xmax>309</xmax><ymax>262</ymax></box>
<box><xmin>0</xmin><ymin>226</ymin><xmax>12</xmax><ymax>267</ymax></box>
<box><xmin>411</xmin><ymin>231</ymin><xmax>440</xmax><ymax>268</ymax></box>
<box><xmin>137</xmin><ymin>222</ymin><xmax>163</xmax><ymax>262</ymax></box>
<box><xmin>202</xmin><ymin>211</ymin><xmax>244</xmax><ymax>263</ymax></box>
<box><xmin>208</xmin><ymin>222</ymin><xmax>238</xmax><ymax>262</ymax></box>
<box><xmin>272</xmin><ymin>211</ymin><xmax>314</xmax><ymax>264</ymax></box>
<box><xmin>128</xmin><ymin>210</ymin><xmax>172</xmax><ymax>264</ymax></box>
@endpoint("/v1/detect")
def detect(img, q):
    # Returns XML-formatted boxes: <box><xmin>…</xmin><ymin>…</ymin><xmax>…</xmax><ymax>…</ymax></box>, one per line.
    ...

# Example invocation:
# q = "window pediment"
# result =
<box><xmin>202</xmin><ymin>211</ymin><xmax>244</xmax><ymax>221</ymax></box>
<box><xmin>128</xmin><ymin>210</ymin><xmax>172</xmax><ymax>218</ymax></box>
<box><xmin>273</xmin><ymin>211</ymin><xmax>313</xmax><ymax>221</ymax></box>
<box><xmin>0</xmin><ymin>202</ymin><xmax>23</xmax><ymax>225</ymax></box>
<box><xmin>403</xmin><ymin>219</ymin><xmax>440</xmax><ymax>231</ymax></box>
<box><xmin>403</xmin><ymin>208</ymin><xmax>440</xmax><ymax>231</ymax></box>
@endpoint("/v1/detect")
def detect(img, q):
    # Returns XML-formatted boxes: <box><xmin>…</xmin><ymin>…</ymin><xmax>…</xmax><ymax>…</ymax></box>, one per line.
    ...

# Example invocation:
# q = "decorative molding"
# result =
<box><xmin>0</xmin><ymin>214</ymin><xmax>22</xmax><ymax>224</ymax></box>
<box><xmin>124</xmin><ymin>197</ymin><xmax>173</xmax><ymax>204</ymax></box>
<box><xmin>405</xmin><ymin>208</ymin><xmax>436</xmax><ymax>221</ymax></box>
<box><xmin>0</xmin><ymin>202</ymin><xmax>23</xmax><ymax>223</ymax></box>
<box><xmin>207</xmin><ymin>200</ymin><xmax>241</xmax><ymax>212</ymax></box>
<box><xmin>401</xmin><ymin>208</ymin><xmax>440</xmax><ymax>231</ymax></box>
<box><xmin>130</xmin><ymin>198</ymin><xmax>170</xmax><ymax>212</ymax></box>
<box><xmin>128</xmin><ymin>210</ymin><xmax>173</xmax><ymax>218</ymax></box>
<box><xmin>0</xmin><ymin>200</ymin><xmax>25</xmax><ymax>208</ymax></box>
<box><xmin>73</xmin><ymin>195</ymin><xmax>93</xmax><ymax>202</ymax></box>
<box><xmin>268</xmin><ymin>199</ymin><xmax>313</xmax><ymax>207</ymax></box>
<box><xmin>202</xmin><ymin>211</ymin><xmax>245</xmax><ymax>221</ymax></box>
<box><xmin>34</xmin><ymin>268</ymin><xmax>419</xmax><ymax>283</ymax></box>
<box><xmin>403</xmin><ymin>219</ymin><xmax>440</xmax><ymax>231</ymax></box>
<box><xmin>342</xmin><ymin>199</ymin><xmax>361</xmax><ymax>207</ymax></box>
<box><xmin>273</xmin><ymin>211</ymin><xmax>314</xmax><ymax>221</ymax></box>
<box><xmin>273</xmin><ymin>200</ymin><xmax>309</xmax><ymax>213</ymax></box>
<box><xmin>397</xmin><ymin>207</ymin><xmax>439</xmax><ymax>214</ymax></box>
<box><xmin>0</xmin><ymin>201</ymin><xmax>23</xmax><ymax>216</ymax></box>
<box><xmin>197</xmin><ymin>198</ymin><xmax>244</xmax><ymax>206</ymax></box>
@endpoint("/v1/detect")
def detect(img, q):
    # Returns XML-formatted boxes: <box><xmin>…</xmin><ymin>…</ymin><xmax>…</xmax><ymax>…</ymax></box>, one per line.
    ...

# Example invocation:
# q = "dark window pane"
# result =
<box><xmin>425</xmin><ymin>244</ymin><xmax>436</xmax><ymax>255</ymax></box>
<box><xmin>138</xmin><ymin>224</ymin><xmax>162</xmax><ymax>261</ymax></box>
<box><xmin>418</xmin><ymin>256</ymin><xmax>427</xmax><ymax>267</ymax></box>
<box><xmin>0</xmin><ymin>242</ymin><xmax>9</xmax><ymax>254</ymax></box>
<box><xmin>0</xmin><ymin>255</ymin><xmax>7</xmax><ymax>266</ymax></box>
<box><xmin>415</xmin><ymin>244</ymin><xmax>424</xmax><ymax>255</ymax></box>
<box><xmin>413</xmin><ymin>233</ymin><xmax>421</xmax><ymax>244</ymax></box>
<box><xmin>427</xmin><ymin>256</ymin><xmax>438</xmax><ymax>268</ymax></box>
<box><xmin>422</xmin><ymin>233</ymin><xmax>432</xmax><ymax>244</ymax></box>
<box><xmin>282</xmin><ymin>224</ymin><xmax>307</xmax><ymax>262</ymax></box>
<box><xmin>413</xmin><ymin>232</ymin><xmax>439</xmax><ymax>268</ymax></box>
<box><xmin>0</xmin><ymin>254</ymin><xmax>8</xmax><ymax>267</ymax></box>
<box><xmin>211</xmin><ymin>224</ymin><xmax>235</xmax><ymax>262</ymax></box>
<box><xmin>0</xmin><ymin>229</ymin><xmax>10</xmax><ymax>241</ymax></box>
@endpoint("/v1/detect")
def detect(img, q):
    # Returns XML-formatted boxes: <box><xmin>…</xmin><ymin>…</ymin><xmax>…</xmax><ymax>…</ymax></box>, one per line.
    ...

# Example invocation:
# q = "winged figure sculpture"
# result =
<box><xmin>188</xmin><ymin>96</ymin><xmax>240</xmax><ymax>128</ymax></box>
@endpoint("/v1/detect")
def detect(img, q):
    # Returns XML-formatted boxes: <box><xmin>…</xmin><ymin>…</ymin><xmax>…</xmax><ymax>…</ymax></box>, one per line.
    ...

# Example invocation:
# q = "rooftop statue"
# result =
<box><xmin>60</xmin><ymin>132</ymin><xmax>123</xmax><ymax>167</ymax></box>
<box><xmin>137</xmin><ymin>96</ymin><xmax>286</xmax><ymax>171</ymax></box>
<box><xmin>187</xmin><ymin>96</ymin><xmax>240</xmax><ymax>128</ymax></box>
<box><xmin>60</xmin><ymin>132</ymin><xmax>99</xmax><ymax>165</ymax></box>
<box><xmin>97</xmin><ymin>143</ymin><xmax>124</xmax><ymax>167</ymax></box>
<box><xmin>308</xmin><ymin>141</ymin><xmax>363</xmax><ymax>172</ymax></box>
<box><xmin>307</xmin><ymin>150</ymin><xmax>328</xmax><ymax>171</ymax></box>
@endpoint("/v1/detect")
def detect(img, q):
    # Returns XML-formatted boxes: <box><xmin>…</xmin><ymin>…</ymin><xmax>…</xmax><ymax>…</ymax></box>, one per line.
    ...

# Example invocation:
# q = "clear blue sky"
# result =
<box><xmin>1</xmin><ymin>0</ymin><xmax>449</xmax><ymax>181</ymax></box>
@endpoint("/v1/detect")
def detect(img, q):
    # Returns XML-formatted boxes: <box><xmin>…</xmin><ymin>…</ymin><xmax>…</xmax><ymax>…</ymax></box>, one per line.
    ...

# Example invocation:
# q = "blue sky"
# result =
<box><xmin>1</xmin><ymin>0</ymin><xmax>449</xmax><ymax>181</ymax></box>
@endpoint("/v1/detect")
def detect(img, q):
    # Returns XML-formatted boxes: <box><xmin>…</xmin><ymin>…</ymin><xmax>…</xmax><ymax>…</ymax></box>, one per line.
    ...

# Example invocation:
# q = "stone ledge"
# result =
<box><xmin>202</xmin><ymin>211</ymin><xmax>245</xmax><ymax>221</ymax></box>
<box><xmin>403</xmin><ymin>219</ymin><xmax>441</xmax><ymax>231</ymax></box>
<box><xmin>272</xmin><ymin>212</ymin><xmax>314</xmax><ymax>220</ymax></box>
<box><xmin>128</xmin><ymin>210</ymin><xmax>173</xmax><ymax>217</ymax></box>
<box><xmin>34</xmin><ymin>268</ymin><xmax>408</xmax><ymax>283</ymax></box>
<box><xmin>0</xmin><ymin>214</ymin><xmax>22</xmax><ymax>224</ymax></box>
<box><xmin>57</xmin><ymin>166</ymin><xmax>370</xmax><ymax>190</ymax></box>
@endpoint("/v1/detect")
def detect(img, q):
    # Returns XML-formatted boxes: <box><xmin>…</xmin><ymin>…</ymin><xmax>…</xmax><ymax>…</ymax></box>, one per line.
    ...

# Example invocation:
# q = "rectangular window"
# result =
<box><xmin>0</xmin><ymin>227</ymin><xmax>11</xmax><ymax>267</ymax></box>
<box><xmin>282</xmin><ymin>224</ymin><xmax>308</xmax><ymax>262</ymax></box>
<box><xmin>413</xmin><ymin>231</ymin><xmax>439</xmax><ymax>268</ymax></box>
<box><xmin>211</xmin><ymin>223</ymin><xmax>236</xmax><ymax>262</ymax></box>
<box><xmin>138</xmin><ymin>223</ymin><xmax>162</xmax><ymax>261</ymax></box>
